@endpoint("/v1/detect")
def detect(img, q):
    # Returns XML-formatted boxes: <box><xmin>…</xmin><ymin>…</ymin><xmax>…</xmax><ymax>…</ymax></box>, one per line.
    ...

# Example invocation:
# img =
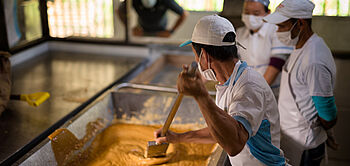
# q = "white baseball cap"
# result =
<box><xmin>179</xmin><ymin>15</ymin><xmax>236</xmax><ymax>47</ymax></box>
<box><xmin>263</xmin><ymin>0</ymin><xmax>315</xmax><ymax>24</ymax></box>
<box><xmin>245</xmin><ymin>0</ymin><xmax>270</xmax><ymax>8</ymax></box>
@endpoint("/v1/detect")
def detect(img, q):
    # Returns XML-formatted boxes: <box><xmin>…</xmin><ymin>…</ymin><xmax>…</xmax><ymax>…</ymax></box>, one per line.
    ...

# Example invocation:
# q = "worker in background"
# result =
<box><xmin>264</xmin><ymin>0</ymin><xmax>338</xmax><ymax>165</ymax></box>
<box><xmin>0</xmin><ymin>52</ymin><xmax>11</xmax><ymax>116</ymax></box>
<box><xmin>236</xmin><ymin>0</ymin><xmax>293</xmax><ymax>99</ymax></box>
<box><xmin>155</xmin><ymin>15</ymin><xmax>287</xmax><ymax>165</ymax></box>
<box><xmin>117</xmin><ymin>0</ymin><xmax>188</xmax><ymax>37</ymax></box>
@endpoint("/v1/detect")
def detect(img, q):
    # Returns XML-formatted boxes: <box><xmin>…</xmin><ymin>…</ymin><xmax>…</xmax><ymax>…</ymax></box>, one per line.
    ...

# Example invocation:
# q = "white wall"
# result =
<box><xmin>312</xmin><ymin>16</ymin><xmax>350</xmax><ymax>53</ymax></box>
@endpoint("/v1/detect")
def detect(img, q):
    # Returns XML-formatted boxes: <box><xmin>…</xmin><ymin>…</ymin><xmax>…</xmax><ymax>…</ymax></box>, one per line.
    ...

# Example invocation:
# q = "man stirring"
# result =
<box><xmin>155</xmin><ymin>15</ymin><xmax>287</xmax><ymax>166</ymax></box>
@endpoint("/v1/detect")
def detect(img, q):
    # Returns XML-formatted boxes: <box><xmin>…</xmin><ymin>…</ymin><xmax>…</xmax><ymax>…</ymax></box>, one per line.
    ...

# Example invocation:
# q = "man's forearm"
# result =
<box><xmin>264</xmin><ymin>65</ymin><xmax>280</xmax><ymax>85</ymax></box>
<box><xmin>312</xmin><ymin>96</ymin><xmax>338</xmax><ymax>129</ymax></box>
<box><xmin>319</xmin><ymin>116</ymin><xmax>337</xmax><ymax>130</ymax></box>
<box><xmin>171</xmin><ymin>11</ymin><xmax>188</xmax><ymax>32</ymax></box>
<box><xmin>194</xmin><ymin>93</ymin><xmax>248</xmax><ymax>156</ymax></box>
<box><xmin>179</xmin><ymin>127</ymin><xmax>216</xmax><ymax>144</ymax></box>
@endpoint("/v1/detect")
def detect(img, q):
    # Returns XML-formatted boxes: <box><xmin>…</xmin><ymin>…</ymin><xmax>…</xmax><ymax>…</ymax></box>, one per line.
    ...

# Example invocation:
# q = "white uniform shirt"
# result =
<box><xmin>279</xmin><ymin>34</ymin><xmax>336</xmax><ymax>150</ymax></box>
<box><xmin>216</xmin><ymin>61</ymin><xmax>285</xmax><ymax>165</ymax></box>
<box><xmin>236</xmin><ymin>23</ymin><xmax>293</xmax><ymax>95</ymax></box>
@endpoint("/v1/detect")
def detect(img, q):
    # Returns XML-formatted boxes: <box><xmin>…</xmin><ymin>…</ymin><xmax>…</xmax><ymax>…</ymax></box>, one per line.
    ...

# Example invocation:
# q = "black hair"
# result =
<box><xmin>304</xmin><ymin>19</ymin><xmax>312</xmax><ymax>26</ymax></box>
<box><xmin>192</xmin><ymin>32</ymin><xmax>238</xmax><ymax>62</ymax></box>
<box><xmin>264</xmin><ymin>6</ymin><xmax>269</xmax><ymax>13</ymax></box>
<box><xmin>290</xmin><ymin>18</ymin><xmax>312</xmax><ymax>26</ymax></box>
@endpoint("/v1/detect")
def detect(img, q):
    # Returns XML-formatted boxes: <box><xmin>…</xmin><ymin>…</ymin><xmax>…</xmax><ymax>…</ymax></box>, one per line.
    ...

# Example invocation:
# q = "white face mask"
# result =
<box><xmin>241</xmin><ymin>14</ymin><xmax>264</xmax><ymax>31</ymax></box>
<box><xmin>141</xmin><ymin>0</ymin><xmax>157</xmax><ymax>8</ymax></box>
<box><xmin>276</xmin><ymin>22</ymin><xmax>300</xmax><ymax>46</ymax></box>
<box><xmin>197</xmin><ymin>51</ymin><xmax>217</xmax><ymax>81</ymax></box>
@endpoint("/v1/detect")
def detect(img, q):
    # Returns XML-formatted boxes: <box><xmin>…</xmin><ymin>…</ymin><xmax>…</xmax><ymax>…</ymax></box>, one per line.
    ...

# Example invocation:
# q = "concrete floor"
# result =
<box><xmin>0</xmin><ymin>51</ymin><xmax>144</xmax><ymax>162</ymax></box>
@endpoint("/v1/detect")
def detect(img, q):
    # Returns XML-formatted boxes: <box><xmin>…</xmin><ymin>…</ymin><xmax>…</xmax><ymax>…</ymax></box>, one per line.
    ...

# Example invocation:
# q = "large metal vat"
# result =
<box><xmin>17</xmin><ymin>54</ymin><xmax>226</xmax><ymax>165</ymax></box>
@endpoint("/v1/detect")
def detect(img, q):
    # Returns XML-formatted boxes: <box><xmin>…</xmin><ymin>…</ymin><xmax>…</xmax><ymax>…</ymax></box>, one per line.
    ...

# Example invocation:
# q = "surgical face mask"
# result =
<box><xmin>241</xmin><ymin>14</ymin><xmax>264</xmax><ymax>31</ymax></box>
<box><xmin>197</xmin><ymin>51</ymin><xmax>217</xmax><ymax>81</ymax></box>
<box><xmin>276</xmin><ymin>22</ymin><xmax>300</xmax><ymax>46</ymax></box>
<box><xmin>141</xmin><ymin>0</ymin><xmax>157</xmax><ymax>8</ymax></box>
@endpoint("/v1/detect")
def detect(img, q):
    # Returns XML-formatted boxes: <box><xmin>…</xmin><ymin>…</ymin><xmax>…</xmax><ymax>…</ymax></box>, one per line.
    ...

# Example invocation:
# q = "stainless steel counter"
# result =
<box><xmin>0</xmin><ymin>51</ymin><xmax>145</xmax><ymax>163</ymax></box>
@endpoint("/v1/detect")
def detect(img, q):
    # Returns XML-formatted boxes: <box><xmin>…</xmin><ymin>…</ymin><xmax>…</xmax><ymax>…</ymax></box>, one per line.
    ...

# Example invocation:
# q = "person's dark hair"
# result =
<box><xmin>304</xmin><ymin>19</ymin><xmax>312</xmax><ymax>26</ymax></box>
<box><xmin>192</xmin><ymin>32</ymin><xmax>238</xmax><ymax>62</ymax></box>
<box><xmin>290</xmin><ymin>18</ymin><xmax>312</xmax><ymax>26</ymax></box>
<box><xmin>264</xmin><ymin>6</ymin><xmax>269</xmax><ymax>13</ymax></box>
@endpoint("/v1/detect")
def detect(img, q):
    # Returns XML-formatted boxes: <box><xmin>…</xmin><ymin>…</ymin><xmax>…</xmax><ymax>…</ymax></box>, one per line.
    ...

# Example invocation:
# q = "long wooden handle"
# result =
<box><xmin>161</xmin><ymin>93</ymin><xmax>184</xmax><ymax>137</ymax></box>
<box><xmin>161</xmin><ymin>62</ymin><xmax>197</xmax><ymax>137</ymax></box>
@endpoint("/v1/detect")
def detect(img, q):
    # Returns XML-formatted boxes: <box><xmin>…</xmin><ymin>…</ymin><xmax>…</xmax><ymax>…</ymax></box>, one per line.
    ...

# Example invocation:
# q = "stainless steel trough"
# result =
<box><xmin>18</xmin><ymin>54</ymin><xmax>226</xmax><ymax>165</ymax></box>
<box><xmin>18</xmin><ymin>83</ymin><xmax>225</xmax><ymax>166</ymax></box>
